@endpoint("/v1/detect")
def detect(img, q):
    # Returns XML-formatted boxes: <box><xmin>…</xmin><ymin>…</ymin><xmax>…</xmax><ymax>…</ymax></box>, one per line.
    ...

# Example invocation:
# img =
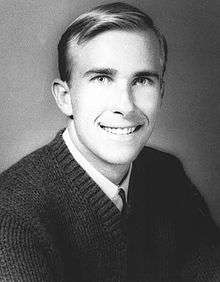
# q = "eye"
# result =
<box><xmin>91</xmin><ymin>75</ymin><xmax>112</xmax><ymax>84</ymax></box>
<box><xmin>132</xmin><ymin>76</ymin><xmax>154</xmax><ymax>86</ymax></box>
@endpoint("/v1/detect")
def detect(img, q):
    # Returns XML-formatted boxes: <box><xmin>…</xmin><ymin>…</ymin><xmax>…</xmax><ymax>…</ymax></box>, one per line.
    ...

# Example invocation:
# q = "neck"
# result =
<box><xmin>97</xmin><ymin>162</ymin><xmax>130</xmax><ymax>185</ymax></box>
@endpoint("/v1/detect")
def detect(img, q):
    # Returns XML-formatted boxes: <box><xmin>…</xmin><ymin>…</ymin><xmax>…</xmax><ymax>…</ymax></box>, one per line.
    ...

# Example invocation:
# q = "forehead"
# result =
<box><xmin>69</xmin><ymin>30</ymin><xmax>161</xmax><ymax>74</ymax></box>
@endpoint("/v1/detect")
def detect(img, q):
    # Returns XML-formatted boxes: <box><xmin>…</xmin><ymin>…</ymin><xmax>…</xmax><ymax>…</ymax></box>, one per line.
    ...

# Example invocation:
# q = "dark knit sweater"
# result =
<box><xmin>0</xmin><ymin>130</ymin><xmax>220</xmax><ymax>282</ymax></box>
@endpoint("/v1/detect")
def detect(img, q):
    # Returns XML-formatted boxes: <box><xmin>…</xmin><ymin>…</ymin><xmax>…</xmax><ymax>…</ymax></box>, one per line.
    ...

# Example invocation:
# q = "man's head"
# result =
<box><xmin>52</xmin><ymin>2</ymin><xmax>168</xmax><ymax>177</ymax></box>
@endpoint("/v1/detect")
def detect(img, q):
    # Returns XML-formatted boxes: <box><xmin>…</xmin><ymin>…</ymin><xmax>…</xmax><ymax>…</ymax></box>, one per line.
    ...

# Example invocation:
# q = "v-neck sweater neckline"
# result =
<box><xmin>49</xmin><ymin>130</ymin><xmax>128</xmax><ymax>239</ymax></box>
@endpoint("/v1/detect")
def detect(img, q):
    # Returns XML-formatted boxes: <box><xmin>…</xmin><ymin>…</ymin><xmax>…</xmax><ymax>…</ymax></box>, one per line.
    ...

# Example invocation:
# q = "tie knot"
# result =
<box><xmin>118</xmin><ymin>188</ymin><xmax>126</xmax><ymax>202</ymax></box>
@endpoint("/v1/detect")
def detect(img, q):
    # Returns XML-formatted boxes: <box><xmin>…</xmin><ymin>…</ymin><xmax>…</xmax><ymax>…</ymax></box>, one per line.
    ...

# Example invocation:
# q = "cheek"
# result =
<box><xmin>134</xmin><ymin>90</ymin><xmax>161</xmax><ymax>116</ymax></box>
<box><xmin>70</xmin><ymin>86</ymin><xmax>105</xmax><ymax>119</ymax></box>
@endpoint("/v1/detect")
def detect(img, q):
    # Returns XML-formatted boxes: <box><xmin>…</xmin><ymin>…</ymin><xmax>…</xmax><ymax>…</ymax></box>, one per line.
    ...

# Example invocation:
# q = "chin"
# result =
<box><xmin>99</xmin><ymin>147</ymin><xmax>143</xmax><ymax>165</ymax></box>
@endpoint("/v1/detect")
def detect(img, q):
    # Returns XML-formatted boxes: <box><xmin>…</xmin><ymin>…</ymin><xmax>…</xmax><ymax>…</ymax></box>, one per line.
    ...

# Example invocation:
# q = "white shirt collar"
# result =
<box><xmin>62</xmin><ymin>126</ymin><xmax>131</xmax><ymax>202</ymax></box>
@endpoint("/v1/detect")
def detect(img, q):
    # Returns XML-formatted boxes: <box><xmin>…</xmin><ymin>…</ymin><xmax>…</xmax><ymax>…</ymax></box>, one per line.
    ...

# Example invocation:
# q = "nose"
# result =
<box><xmin>111</xmin><ymin>81</ymin><xmax>135</xmax><ymax>116</ymax></box>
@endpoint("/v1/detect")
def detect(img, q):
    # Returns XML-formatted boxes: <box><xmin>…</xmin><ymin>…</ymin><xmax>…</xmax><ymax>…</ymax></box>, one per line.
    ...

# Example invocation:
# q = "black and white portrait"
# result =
<box><xmin>0</xmin><ymin>1</ymin><xmax>219</xmax><ymax>281</ymax></box>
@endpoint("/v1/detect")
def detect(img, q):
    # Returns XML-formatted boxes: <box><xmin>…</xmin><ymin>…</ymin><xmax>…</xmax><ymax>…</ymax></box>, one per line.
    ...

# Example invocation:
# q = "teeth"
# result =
<box><xmin>100</xmin><ymin>125</ymin><xmax>137</xmax><ymax>135</ymax></box>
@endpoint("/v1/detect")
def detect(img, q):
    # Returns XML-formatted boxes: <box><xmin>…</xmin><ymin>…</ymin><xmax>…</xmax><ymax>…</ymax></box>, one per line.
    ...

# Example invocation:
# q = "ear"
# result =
<box><xmin>51</xmin><ymin>79</ymin><xmax>73</xmax><ymax>116</ymax></box>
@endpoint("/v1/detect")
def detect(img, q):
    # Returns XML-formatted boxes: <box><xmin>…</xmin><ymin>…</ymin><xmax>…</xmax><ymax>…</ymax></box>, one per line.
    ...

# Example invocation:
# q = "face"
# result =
<box><xmin>67</xmin><ymin>30</ymin><xmax>163</xmax><ymax>167</ymax></box>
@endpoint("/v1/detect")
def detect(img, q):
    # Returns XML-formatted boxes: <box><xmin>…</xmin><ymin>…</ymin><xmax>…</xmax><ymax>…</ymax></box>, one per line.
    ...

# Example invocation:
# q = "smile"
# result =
<box><xmin>99</xmin><ymin>124</ymin><xmax>142</xmax><ymax>135</ymax></box>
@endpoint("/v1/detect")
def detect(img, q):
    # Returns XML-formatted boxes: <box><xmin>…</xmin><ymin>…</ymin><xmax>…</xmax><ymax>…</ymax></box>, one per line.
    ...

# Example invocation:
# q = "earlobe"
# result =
<box><xmin>51</xmin><ymin>79</ymin><xmax>73</xmax><ymax>116</ymax></box>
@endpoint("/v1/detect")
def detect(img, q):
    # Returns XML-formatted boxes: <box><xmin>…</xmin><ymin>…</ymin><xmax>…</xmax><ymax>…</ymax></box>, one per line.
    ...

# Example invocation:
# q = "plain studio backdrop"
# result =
<box><xmin>0</xmin><ymin>0</ymin><xmax>219</xmax><ymax>225</ymax></box>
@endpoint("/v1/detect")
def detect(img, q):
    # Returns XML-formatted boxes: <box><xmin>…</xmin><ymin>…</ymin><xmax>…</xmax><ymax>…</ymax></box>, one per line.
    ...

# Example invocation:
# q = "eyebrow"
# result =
<box><xmin>83</xmin><ymin>68</ymin><xmax>117</xmax><ymax>77</ymax></box>
<box><xmin>133</xmin><ymin>71</ymin><xmax>160</xmax><ymax>81</ymax></box>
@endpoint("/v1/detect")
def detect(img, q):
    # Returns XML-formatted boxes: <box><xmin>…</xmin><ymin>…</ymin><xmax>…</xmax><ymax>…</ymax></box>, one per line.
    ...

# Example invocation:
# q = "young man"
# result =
<box><xmin>0</xmin><ymin>2</ymin><xmax>219</xmax><ymax>281</ymax></box>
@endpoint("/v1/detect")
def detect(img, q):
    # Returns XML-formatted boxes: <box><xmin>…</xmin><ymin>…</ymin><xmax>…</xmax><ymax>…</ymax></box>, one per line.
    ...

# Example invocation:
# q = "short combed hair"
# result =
<box><xmin>58</xmin><ymin>2</ymin><xmax>168</xmax><ymax>85</ymax></box>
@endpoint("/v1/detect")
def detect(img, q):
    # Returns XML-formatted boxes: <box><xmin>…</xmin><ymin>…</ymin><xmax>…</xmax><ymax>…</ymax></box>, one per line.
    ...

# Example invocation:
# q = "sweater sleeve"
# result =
<box><xmin>0</xmin><ymin>211</ymin><xmax>63</xmax><ymax>282</ymax></box>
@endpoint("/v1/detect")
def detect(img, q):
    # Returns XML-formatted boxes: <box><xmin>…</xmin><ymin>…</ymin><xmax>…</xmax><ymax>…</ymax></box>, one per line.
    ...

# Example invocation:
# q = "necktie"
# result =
<box><xmin>118</xmin><ymin>188</ymin><xmax>127</xmax><ymax>215</ymax></box>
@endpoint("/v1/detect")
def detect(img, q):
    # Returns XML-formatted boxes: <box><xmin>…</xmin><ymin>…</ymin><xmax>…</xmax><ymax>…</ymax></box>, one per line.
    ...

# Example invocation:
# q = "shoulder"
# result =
<box><xmin>0</xmin><ymin>129</ymin><xmax>65</xmax><ymax>187</ymax></box>
<box><xmin>134</xmin><ymin>147</ymin><xmax>220</xmax><ymax>254</ymax></box>
<box><xmin>0</xmin><ymin>132</ymin><xmax>64</xmax><ymax>219</ymax></box>
<box><xmin>0</xmin><ymin>142</ymin><xmax>55</xmax><ymax>191</ymax></box>
<box><xmin>134</xmin><ymin>146</ymin><xmax>184</xmax><ymax>182</ymax></box>
<box><xmin>136</xmin><ymin>146</ymin><xmax>220</xmax><ymax>230</ymax></box>
<box><xmin>133</xmin><ymin>146</ymin><xmax>212</xmax><ymax>219</ymax></box>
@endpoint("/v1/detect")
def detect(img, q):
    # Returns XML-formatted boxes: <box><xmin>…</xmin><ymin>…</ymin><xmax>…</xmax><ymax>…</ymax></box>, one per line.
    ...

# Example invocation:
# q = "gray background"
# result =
<box><xmin>0</xmin><ymin>0</ymin><xmax>219</xmax><ymax>224</ymax></box>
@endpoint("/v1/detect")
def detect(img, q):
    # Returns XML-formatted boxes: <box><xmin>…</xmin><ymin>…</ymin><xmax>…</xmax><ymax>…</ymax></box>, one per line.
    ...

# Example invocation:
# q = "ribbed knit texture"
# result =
<box><xmin>0</xmin><ymin>130</ymin><xmax>220</xmax><ymax>281</ymax></box>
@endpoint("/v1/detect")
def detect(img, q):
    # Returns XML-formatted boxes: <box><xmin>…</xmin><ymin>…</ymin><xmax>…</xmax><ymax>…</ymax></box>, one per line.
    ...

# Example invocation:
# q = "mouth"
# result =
<box><xmin>98</xmin><ymin>123</ymin><xmax>143</xmax><ymax>135</ymax></box>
